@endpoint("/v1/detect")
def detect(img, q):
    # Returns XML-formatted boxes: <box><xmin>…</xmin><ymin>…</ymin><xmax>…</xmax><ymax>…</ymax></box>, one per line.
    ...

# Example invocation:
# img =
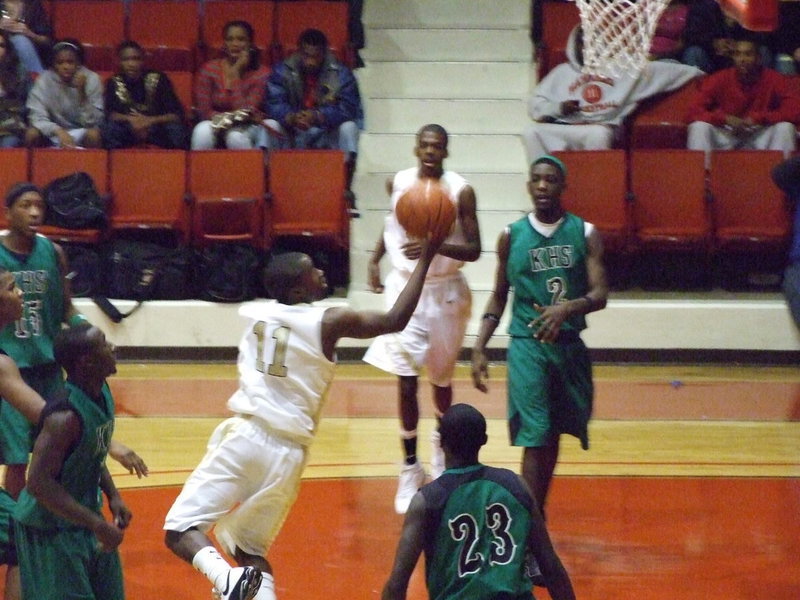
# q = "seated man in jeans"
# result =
<box><xmin>263</xmin><ymin>28</ymin><xmax>363</xmax><ymax>210</ymax></box>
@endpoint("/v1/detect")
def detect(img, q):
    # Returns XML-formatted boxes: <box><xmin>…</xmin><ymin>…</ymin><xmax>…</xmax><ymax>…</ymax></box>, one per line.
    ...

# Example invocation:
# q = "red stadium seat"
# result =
<box><xmin>275</xmin><ymin>0</ymin><xmax>353</xmax><ymax>66</ymax></box>
<box><xmin>0</xmin><ymin>148</ymin><xmax>30</xmax><ymax>229</ymax></box>
<box><xmin>630</xmin><ymin>149</ymin><xmax>712</xmax><ymax>287</ymax></box>
<box><xmin>165</xmin><ymin>71</ymin><xmax>195</xmax><ymax>121</ymax></box>
<box><xmin>266</xmin><ymin>149</ymin><xmax>348</xmax><ymax>248</ymax></box>
<box><xmin>630</xmin><ymin>149</ymin><xmax>710</xmax><ymax>250</ymax></box>
<box><xmin>188</xmin><ymin>150</ymin><xmax>265</xmax><ymax>247</ymax></box>
<box><xmin>30</xmin><ymin>148</ymin><xmax>109</xmax><ymax>244</ymax></box>
<box><xmin>629</xmin><ymin>80</ymin><xmax>700</xmax><ymax>149</ymax></box>
<box><xmin>537</xmin><ymin>0</ymin><xmax>581</xmax><ymax>80</ymax></box>
<box><xmin>51</xmin><ymin>0</ymin><xmax>125</xmax><ymax>71</ymax></box>
<box><xmin>128</xmin><ymin>0</ymin><xmax>201</xmax><ymax>71</ymax></box>
<box><xmin>553</xmin><ymin>150</ymin><xmax>631</xmax><ymax>253</ymax></box>
<box><xmin>710</xmin><ymin>150</ymin><xmax>791</xmax><ymax>251</ymax></box>
<box><xmin>201</xmin><ymin>0</ymin><xmax>275</xmax><ymax>63</ymax></box>
<box><xmin>109</xmin><ymin>149</ymin><xmax>190</xmax><ymax>244</ymax></box>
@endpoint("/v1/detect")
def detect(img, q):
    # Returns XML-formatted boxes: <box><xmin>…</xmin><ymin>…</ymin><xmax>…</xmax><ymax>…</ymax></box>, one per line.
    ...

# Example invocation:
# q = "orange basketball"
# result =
<box><xmin>395</xmin><ymin>178</ymin><xmax>457</xmax><ymax>241</ymax></box>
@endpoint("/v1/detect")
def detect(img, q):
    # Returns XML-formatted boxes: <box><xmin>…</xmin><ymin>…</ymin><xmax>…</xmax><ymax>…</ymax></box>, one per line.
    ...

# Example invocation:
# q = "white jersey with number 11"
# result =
<box><xmin>226</xmin><ymin>301</ymin><xmax>336</xmax><ymax>446</ymax></box>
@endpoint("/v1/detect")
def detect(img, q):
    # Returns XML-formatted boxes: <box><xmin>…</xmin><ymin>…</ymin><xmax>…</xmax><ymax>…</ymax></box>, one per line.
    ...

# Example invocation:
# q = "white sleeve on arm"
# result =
<box><xmin>26</xmin><ymin>80</ymin><xmax>59</xmax><ymax>137</ymax></box>
<box><xmin>528</xmin><ymin>66</ymin><xmax>571</xmax><ymax>121</ymax></box>
<box><xmin>80</xmin><ymin>70</ymin><xmax>104</xmax><ymax>127</ymax></box>
<box><xmin>633</xmin><ymin>62</ymin><xmax>703</xmax><ymax>101</ymax></box>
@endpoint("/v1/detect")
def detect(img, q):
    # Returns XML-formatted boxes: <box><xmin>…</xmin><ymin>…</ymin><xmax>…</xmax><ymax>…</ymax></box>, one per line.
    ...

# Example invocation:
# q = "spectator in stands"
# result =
<box><xmin>0</xmin><ymin>0</ymin><xmax>51</xmax><ymax>75</ymax></box>
<box><xmin>263</xmin><ymin>28</ymin><xmax>363</xmax><ymax>208</ymax></box>
<box><xmin>348</xmin><ymin>0</ymin><xmax>365</xmax><ymax>68</ymax></box>
<box><xmin>191</xmin><ymin>20</ymin><xmax>269</xmax><ymax>151</ymax></box>
<box><xmin>521</xmin><ymin>25</ymin><xmax>701</xmax><ymax>164</ymax></box>
<box><xmin>24</xmin><ymin>39</ymin><xmax>103</xmax><ymax>148</ymax></box>
<box><xmin>686</xmin><ymin>36</ymin><xmax>800</xmax><ymax>167</ymax></box>
<box><xmin>648</xmin><ymin>0</ymin><xmax>688</xmax><ymax>63</ymax></box>
<box><xmin>0</xmin><ymin>30</ymin><xmax>29</xmax><ymax>147</ymax></box>
<box><xmin>771</xmin><ymin>155</ymin><xmax>800</xmax><ymax>331</ymax></box>
<box><xmin>682</xmin><ymin>0</ymin><xmax>770</xmax><ymax>73</ymax></box>
<box><xmin>101</xmin><ymin>40</ymin><xmax>188</xmax><ymax>150</ymax></box>
<box><xmin>770</xmin><ymin>0</ymin><xmax>800</xmax><ymax>76</ymax></box>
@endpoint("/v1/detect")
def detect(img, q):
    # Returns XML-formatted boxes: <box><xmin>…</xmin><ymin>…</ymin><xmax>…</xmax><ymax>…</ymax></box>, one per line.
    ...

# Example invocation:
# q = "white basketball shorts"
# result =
<box><xmin>363</xmin><ymin>270</ymin><xmax>471</xmax><ymax>386</ymax></box>
<box><xmin>163</xmin><ymin>415</ymin><xmax>307</xmax><ymax>557</ymax></box>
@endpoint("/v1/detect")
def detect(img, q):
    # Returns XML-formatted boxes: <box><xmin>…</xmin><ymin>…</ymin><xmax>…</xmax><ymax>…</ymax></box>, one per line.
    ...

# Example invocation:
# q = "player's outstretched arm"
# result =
<box><xmin>584</xmin><ymin>227</ymin><xmax>609</xmax><ymax>312</ymax></box>
<box><xmin>368</xmin><ymin>227</ymin><xmax>387</xmax><ymax>294</ymax></box>
<box><xmin>471</xmin><ymin>230</ymin><xmax>511</xmax><ymax>392</ymax></box>
<box><xmin>100</xmin><ymin>464</ymin><xmax>132</xmax><ymax>533</ymax></box>
<box><xmin>437</xmin><ymin>184</ymin><xmax>481</xmax><ymax>262</ymax></box>
<box><xmin>108</xmin><ymin>440</ymin><xmax>149</xmax><ymax>479</ymax></box>
<box><xmin>322</xmin><ymin>236</ymin><xmax>442</xmax><ymax>357</ymax></box>
<box><xmin>0</xmin><ymin>356</ymin><xmax>45</xmax><ymax>424</ymax></box>
<box><xmin>381</xmin><ymin>492</ymin><xmax>426</xmax><ymax>600</ymax></box>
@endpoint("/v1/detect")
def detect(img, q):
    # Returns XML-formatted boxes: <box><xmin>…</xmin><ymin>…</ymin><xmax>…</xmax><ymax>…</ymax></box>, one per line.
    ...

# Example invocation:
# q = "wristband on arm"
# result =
<box><xmin>67</xmin><ymin>314</ymin><xmax>89</xmax><ymax>327</ymax></box>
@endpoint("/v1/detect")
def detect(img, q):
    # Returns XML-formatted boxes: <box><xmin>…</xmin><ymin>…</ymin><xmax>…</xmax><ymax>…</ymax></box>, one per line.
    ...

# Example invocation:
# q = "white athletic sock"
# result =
<box><xmin>191</xmin><ymin>546</ymin><xmax>232</xmax><ymax>591</ymax></box>
<box><xmin>254</xmin><ymin>572</ymin><xmax>276</xmax><ymax>600</ymax></box>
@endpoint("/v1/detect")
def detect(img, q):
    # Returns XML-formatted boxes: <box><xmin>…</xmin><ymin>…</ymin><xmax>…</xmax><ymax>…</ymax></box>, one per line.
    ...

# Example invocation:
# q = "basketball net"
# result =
<box><xmin>575</xmin><ymin>0</ymin><xmax>671</xmax><ymax>78</ymax></box>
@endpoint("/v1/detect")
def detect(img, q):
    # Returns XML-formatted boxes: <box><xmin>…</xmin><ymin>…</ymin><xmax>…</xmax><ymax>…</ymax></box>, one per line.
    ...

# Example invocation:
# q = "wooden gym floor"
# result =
<box><xmin>11</xmin><ymin>362</ymin><xmax>800</xmax><ymax>599</ymax></box>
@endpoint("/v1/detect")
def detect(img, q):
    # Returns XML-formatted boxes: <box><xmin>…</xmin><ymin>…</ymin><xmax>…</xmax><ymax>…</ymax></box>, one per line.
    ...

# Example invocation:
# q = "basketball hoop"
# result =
<box><xmin>575</xmin><ymin>0</ymin><xmax>671</xmax><ymax>78</ymax></box>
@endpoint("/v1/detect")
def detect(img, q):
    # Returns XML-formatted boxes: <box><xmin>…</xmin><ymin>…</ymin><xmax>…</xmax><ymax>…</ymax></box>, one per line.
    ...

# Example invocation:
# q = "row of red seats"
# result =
<box><xmin>0</xmin><ymin>147</ymin><xmax>349</xmax><ymax>250</ymax></box>
<box><xmin>49</xmin><ymin>0</ymin><xmax>353</xmax><ymax>72</ymax></box>
<box><xmin>555</xmin><ymin>149</ymin><xmax>792</xmax><ymax>257</ymax></box>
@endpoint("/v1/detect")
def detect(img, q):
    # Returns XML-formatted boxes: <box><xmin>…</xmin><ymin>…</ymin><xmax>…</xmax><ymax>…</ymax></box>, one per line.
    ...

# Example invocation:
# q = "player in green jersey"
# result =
<box><xmin>0</xmin><ymin>266</ymin><xmax>49</xmax><ymax>600</ymax></box>
<box><xmin>0</xmin><ymin>182</ymin><xmax>147</xmax><ymax>498</ymax></box>
<box><xmin>471</xmin><ymin>155</ymin><xmax>609</xmax><ymax>515</ymax></box>
<box><xmin>382</xmin><ymin>403</ymin><xmax>576</xmax><ymax>600</ymax></box>
<box><xmin>14</xmin><ymin>323</ymin><xmax>129</xmax><ymax>600</ymax></box>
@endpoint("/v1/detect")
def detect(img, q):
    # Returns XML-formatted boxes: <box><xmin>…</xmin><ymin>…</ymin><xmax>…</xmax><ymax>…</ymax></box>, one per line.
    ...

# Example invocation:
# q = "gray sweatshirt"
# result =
<box><xmin>26</xmin><ymin>67</ymin><xmax>103</xmax><ymax>136</ymax></box>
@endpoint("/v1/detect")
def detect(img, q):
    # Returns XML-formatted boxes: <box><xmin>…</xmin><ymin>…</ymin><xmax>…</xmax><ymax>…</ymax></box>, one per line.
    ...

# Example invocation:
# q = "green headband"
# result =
<box><xmin>532</xmin><ymin>154</ymin><xmax>567</xmax><ymax>178</ymax></box>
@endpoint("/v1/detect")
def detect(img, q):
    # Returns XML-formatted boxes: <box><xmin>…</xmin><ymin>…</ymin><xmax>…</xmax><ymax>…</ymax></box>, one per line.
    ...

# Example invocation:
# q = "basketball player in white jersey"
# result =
<box><xmin>364</xmin><ymin>124</ymin><xmax>481</xmax><ymax>514</ymax></box>
<box><xmin>163</xmin><ymin>236</ymin><xmax>443</xmax><ymax>600</ymax></box>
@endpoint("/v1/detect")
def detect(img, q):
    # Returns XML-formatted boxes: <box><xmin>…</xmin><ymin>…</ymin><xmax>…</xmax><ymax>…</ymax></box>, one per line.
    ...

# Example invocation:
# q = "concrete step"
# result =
<box><xmin>357</xmin><ymin>61</ymin><xmax>531</xmax><ymax>101</ymax></box>
<box><xmin>358</xmin><ymin>133</ymin><xmax>527</xmax><ymax>173</ymax></box>
<box><xmin>365</xmin><ymin>98</ymin><xmax>528</xmax><ymax>135</ymax></box>
<box><xmin>364</xmin><ymin>0</ymin><xmax>530</xmax><ymax>29</ymax></box>
<box><xmin>363</xmin><ymin>28</ymin><xmax>531</xmax><ymax>63</ymax></box>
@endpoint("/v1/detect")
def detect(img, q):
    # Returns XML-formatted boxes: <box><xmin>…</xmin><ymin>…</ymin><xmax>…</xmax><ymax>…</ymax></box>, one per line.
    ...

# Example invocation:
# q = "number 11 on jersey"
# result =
<box><xmin>252</xmin><ymin>321</ymin><xmax>290</xmax><ymax>378</ymax></box>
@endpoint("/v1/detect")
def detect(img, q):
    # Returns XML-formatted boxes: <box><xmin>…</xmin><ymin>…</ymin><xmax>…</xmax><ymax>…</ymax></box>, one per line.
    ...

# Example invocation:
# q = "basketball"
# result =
<box><xmin>395</xmin><ymin>178</ymin><xmax>456</xmax><ymax>240</ymax></box>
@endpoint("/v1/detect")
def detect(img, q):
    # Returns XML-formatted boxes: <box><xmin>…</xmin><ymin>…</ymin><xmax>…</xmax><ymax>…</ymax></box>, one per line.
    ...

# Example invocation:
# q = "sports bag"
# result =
<box><xmin>106</xmin><ymin>240</ymin><xmax>193</xmax><ymax>301</ymax></box>
<box><xmin>42</xmin><ymin>172</ymin><xmax>108</xmax><ymax>229</ymax></box>
<box><xmin>195</xmin><ymin>244</ymin><xmax>262</xmax><ymax>303</ymax></box>
<box><xmin>63</xmin><ymin>244</ymin><xmax>104</xmax><ymax>298</ymax></box>
<box><xmin>92</xmin><ymin>240</ymin><xmax>194</xmax><ymax>322</ymax></box>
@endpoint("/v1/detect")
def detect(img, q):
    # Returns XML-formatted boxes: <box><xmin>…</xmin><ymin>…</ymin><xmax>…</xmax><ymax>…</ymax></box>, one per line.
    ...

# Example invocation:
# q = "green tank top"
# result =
<box><xmin>14</xmin><ymin>381</ymin><xmax>115</xmax><ymax>530</ymax></box>
<box><xmin>422</xmin><ymin>464</ymin><xmax>535</xmax><ymax>600</ymax></box>
<box><xmin>0</xmin><ymin>235</ymin><xmax>65</xmax><ymax>368</ymax></box>
<box><xmin>506</xmin><ymin>213</ymin><xmax>588</xmax><ymax>337</ymax></box>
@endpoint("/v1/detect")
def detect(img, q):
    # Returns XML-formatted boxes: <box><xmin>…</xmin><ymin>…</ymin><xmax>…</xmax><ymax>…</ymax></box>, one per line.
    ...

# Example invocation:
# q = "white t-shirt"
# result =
<box><xmin>383</xmin><ymin>167</ymin><xmax>469</xmax><ymax>279</ymax></box>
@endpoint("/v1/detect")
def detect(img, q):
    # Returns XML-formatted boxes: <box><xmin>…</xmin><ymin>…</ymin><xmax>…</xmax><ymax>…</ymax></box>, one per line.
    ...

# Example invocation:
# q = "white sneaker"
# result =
<box><xmin>217</xmin><ymin>566</ymin><xmax>262</xmax><ymax>600</ymax></box>
<box><xmin>394</xmin><ymin>461</ymin><xmax>426</xmax><ymax>514</ymax></box>
<box><xmin>430</xmin><ymin>430</ymin><xmax>445</xmax><ymax>480</ymax></box>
